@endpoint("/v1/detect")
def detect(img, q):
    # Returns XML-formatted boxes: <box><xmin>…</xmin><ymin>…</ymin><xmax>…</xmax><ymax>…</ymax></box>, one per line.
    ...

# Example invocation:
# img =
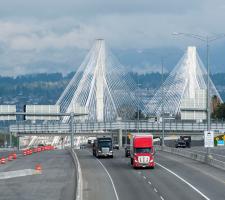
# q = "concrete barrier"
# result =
<box><xmin>156</xmin><ymin>145</ymin><xmax>225</xmax><ymax>171</ymax></box>
<box><xmin>69</xmin><ymin>148</ymin><xmax>83</xmax><ymax>200</ymax></box>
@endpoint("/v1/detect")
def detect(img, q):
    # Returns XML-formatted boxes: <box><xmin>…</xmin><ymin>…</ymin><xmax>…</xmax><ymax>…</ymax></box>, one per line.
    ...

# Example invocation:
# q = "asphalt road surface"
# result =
<box><xmin>76</xmin><ymin>148</ymin><xmax>225</xmax><ymax>200</ymax></box>
<box><xmin>0</xmin><ymin>150</ymin><xmax>75</xmax><ymax>200</ymax></box>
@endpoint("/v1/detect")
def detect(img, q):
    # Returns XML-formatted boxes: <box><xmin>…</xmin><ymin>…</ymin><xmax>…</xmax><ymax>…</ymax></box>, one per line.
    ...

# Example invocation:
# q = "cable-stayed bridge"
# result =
<box><xmin>5</xmin><ymin>41</ymin><xmax>224</xmax><ymax>147</ymax></box>
<box><xmin>57</xmin><ymin>39</ymin><xmax>140</xmax><ymax>122</ymax></box>
<box><xmin>145</xmin><ymin>46</ymin><xmax>222</xmax><ymax>119</ymax></box>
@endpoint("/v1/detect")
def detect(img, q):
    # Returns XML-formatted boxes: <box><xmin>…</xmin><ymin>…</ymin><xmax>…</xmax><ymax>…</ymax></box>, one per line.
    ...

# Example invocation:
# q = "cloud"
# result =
<box><xmin>0</xmin><ymin>0</ymin><xmax>225</xmax><ymax>76</ymax></box>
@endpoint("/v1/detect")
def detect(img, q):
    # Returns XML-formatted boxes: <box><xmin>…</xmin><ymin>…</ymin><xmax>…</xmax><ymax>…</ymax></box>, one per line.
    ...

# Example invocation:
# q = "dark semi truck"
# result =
<box><xmin>93</xmin><ymin>136</ymin><xmax>113</xmax><ymax>158</ymax></box>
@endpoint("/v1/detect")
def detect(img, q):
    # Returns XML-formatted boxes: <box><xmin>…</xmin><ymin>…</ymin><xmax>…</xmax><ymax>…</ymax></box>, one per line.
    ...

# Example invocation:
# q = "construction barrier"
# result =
<box><xmin>0</xmin><ymin>145</ymin><xmax>55</xmax><ymax>164</ymax></box>
<box><xmin>1</xmin><ymin>157</ymin><xmax>6</xmax><ymax>164</ymax></box>
<box><xmin>12</xmin><ymin>153</ymin><xmax>17</xmax><ymax>159</ymax></box>
<box><xmin>8</xmin><ymin>155</ymin><xmax>13</xmax><ymax>161</ymax></box>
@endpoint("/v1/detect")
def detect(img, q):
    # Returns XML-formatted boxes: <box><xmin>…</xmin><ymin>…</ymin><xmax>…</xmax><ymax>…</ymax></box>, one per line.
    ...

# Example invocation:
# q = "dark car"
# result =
<box><xmin>180</xmin><ymin>136</ymin><xmax>191</xmax><ymax>148</ymax></box>
<box><xmin>125</xmin><ymin>145</ymin><xmax>131</xmax><ymax>157</ymax></box>
<box><xmin>175</xmin><ymin>139</ymin><xmax>186</xmax><ymax>148</ymax></box>
<box><xmin>80</xmin><ymin>144</ymin><xmax>86</xmax><ymax>149</ymax></box>
<box><xmin>113</xmin><ymin>144</ymin><xmax>119</xmax><ymax>150</ymax></box>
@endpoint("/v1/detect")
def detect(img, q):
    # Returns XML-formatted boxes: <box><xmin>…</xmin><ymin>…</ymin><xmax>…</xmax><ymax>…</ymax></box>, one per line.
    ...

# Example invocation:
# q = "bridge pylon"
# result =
<box><xmin>57</xmin><ymin>39</ymin><xmax>140</xmax><ymax>122</ymax></box>
<box><xmin>146</xmin><ymin>46</ymin><xmax>222</xmax><ymax>121</ymax></box>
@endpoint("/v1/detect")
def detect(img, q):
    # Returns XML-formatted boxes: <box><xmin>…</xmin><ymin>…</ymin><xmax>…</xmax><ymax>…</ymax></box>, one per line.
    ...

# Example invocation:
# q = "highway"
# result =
<box><xmin>76</xmin><ymin>148</ymin><xmax>225</xmax><ymax>200</ymax></box>
<box><xmin>0</xmin><ymin>150</ymin><xmax>75</xmax><ymax>200</ymax></box>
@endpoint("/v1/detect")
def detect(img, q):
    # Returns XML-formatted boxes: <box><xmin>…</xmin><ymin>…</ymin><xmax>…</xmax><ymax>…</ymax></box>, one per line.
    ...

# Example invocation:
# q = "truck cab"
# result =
<box><xmin>130</xmin><ymin>134</ymin><xmax>155</xmax><ymax>168</ymax></box>
<box><xmin>93</xmin><ymin>137</ymin><xmax>113</xmax><ymax>158</ymax></box>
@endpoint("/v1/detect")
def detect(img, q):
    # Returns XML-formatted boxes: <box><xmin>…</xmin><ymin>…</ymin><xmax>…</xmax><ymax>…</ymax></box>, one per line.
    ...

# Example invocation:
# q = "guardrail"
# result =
<box><xmin>156</xmin><ymin>145</ymin><xmax>225</xmax><ymax>171</ymax></box>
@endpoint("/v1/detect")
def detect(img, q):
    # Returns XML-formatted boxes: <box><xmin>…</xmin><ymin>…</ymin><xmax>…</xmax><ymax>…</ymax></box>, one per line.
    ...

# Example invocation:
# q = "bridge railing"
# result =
<box><xmin>9</xmin><ymin>120</ymin><xmax>225</xmax><ymax>134</ymax></box>
<box><xmin>10</xmin><ymin>123</ymin><xmax>70</xmax><ymax>134</ymax></box>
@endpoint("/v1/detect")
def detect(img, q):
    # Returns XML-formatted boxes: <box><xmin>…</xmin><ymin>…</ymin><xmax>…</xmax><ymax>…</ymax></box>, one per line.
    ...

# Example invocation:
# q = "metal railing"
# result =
<box><xmin>9</xmin><ymin>120</ymin><xmax>225</xmax><ymax>135</ymax></box>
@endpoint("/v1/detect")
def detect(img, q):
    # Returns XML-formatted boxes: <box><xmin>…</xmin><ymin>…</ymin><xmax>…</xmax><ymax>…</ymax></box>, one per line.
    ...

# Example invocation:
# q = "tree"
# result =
<box><xmin>212</xmin><ymin>103</ymin><xmax>225</xmax><ymax>119</ymax></box>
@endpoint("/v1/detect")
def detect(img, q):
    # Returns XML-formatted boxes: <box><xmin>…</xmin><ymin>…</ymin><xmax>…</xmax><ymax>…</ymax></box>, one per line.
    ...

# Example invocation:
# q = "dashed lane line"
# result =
<box><xmin>160</xmin><ymin>196</ymin><xmax>164</xmax><ymax>200</ymax></box>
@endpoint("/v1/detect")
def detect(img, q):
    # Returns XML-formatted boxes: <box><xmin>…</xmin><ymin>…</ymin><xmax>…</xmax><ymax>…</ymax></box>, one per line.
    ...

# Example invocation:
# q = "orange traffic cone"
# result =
<box><xmin>35</xmin><ymin>164</ymin><xmax>42</xmax><ymax>174</ymax></box>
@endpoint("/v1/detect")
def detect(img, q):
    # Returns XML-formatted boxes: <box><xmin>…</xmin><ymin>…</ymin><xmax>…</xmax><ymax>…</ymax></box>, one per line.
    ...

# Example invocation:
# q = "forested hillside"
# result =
<box><xmin>0</xmin><ymin>72</ymin><xmax>225</xmax><ymax>107</ymax></box>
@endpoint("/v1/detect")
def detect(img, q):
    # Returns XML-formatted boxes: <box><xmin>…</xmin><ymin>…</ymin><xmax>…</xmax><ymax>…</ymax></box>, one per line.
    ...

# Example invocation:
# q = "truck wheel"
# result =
<box><xmin>110</xmin><ymin>155</ymin><xmax>114</xmax><ymax>158</ymax></box>
<box><xmin>131</xmin><ymin>158</ymin><xmax>133</xmax><ymax>165</ymax></box>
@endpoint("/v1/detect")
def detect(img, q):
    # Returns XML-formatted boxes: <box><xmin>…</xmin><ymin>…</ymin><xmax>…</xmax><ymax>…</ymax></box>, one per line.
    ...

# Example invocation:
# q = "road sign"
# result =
<box><xmin>24</xmin><ymin>105</ymin><xmax>60</xmax><ymax>120</ymax></box>
<box><xmin>204</xmin><ymin>131</ymin><xmax>214</xmax><ymax>148</ymax></box>
<box><xmin>217</xmin><ymin>140</ymin><xmax>224</xmax><ymax>146</ymax></box>
<box><xmin>0</xmin><ymin>105</ymin><xmax>16</xmax><ymax>120</ymax></box>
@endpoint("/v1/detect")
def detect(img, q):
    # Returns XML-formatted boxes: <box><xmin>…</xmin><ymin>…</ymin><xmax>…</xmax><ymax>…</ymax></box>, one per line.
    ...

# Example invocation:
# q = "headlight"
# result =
<box><xmin>110</xmin><ymin>150</ymin><xmax>113</xmax><ymax>153</ymax></box>
<box><xmin>98</xmin><ymin>150</ymin><xmax>101</xmax><ymax>153</ymax></box>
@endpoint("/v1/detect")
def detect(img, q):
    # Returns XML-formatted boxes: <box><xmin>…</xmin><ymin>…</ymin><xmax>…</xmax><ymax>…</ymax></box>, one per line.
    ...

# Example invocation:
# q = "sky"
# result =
<box><xmin>0</xmin><ymin>0</ymin><xmax>225</xmax><ymax>76</ymax></box>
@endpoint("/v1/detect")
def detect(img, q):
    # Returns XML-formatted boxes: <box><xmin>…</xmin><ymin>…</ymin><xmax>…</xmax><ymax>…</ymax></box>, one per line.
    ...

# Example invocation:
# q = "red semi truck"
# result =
<box><xmin>130</xmin><ymin>133</ymin><xmax>155</xmax><ymax>168</ymax></box>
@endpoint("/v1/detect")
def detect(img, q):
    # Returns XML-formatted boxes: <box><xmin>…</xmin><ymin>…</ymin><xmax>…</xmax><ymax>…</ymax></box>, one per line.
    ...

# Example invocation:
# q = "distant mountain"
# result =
<box><xmin>1</xmin><ymin>46</ymin><xmax>225</xmax><ymax>76</ymax></box>
<box><xmin>0</xmin><ymin>72</ymin><xmax>225</xmax><ymax>108</ymax></box>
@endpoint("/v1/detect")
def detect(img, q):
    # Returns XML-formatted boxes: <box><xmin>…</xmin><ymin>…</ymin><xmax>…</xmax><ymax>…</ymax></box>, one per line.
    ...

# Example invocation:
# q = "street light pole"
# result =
<box><xmin>206</xmin><ymin>37</ymin><xmax>210</xmax><ymax>131</ymax></box>
<box><xmin>161</xmin><ymin>57</ymin><xmax>165</xmax><ymax>146</ymax></box>
<box><xmin>206</xmin><ymin>37</ymin><xmax>210</xmax><ymax>156</ymax></box>
<box><xmin>137</xmin><ymin>77</ymin><xmax>140</xmax><ymax>133</ymax></box>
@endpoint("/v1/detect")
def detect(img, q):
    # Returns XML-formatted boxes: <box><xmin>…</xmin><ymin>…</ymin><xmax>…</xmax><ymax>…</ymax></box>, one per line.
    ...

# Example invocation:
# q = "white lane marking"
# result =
<box><xmin>143</xmin><ymin>176</ymin><xmax>146</xmax><ymax>179</ymax></box>
<box><xmin>156</xmin><ymin>162</ymin><xmax>210</xmax><ymax>200</ymax></box>
<box><xmin>0</xmin><ymin>169</ymin><xmax>39</xmax><ymax>180</ymax></box>
<box><xmin>95</xmin><ymin>158</ymin><xmax>119</xmax><ymax>200</ymax></box>
<box><xmin>85</xmin><ymin>149</ymin><xmax>119</xmax><ymax>200</ymax></box>
<box><xmin>148</xmin><ymin>181</ymin><xmax>152</xmax><ymax>185</ymax></box>
<box><xmin>154</xmin><ymin>188</ymin><xmax>158</xmax><ymax>193</ymax></box>
<box><xmin>160</xmin><ymin>196</ymin><xmax>164</xmax><ymax>200</ymax></box>
<box><xmin>72</xmin><ymin>149</ymin><xmax>83</xmax><ymax>200</ymax></box>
